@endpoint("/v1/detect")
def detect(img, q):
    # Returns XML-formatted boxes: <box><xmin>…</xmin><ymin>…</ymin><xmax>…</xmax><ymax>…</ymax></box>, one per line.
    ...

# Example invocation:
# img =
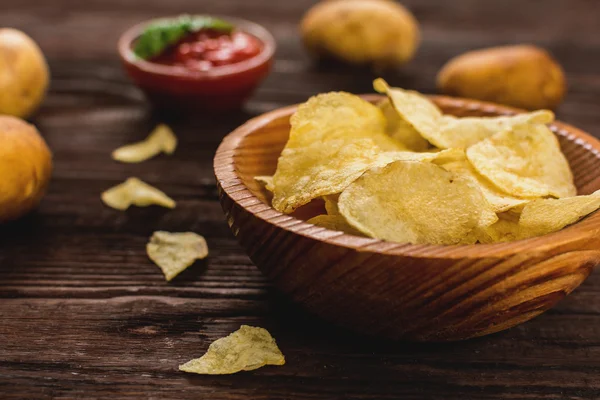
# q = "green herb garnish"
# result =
<box><xmin>133</xmin><ymin>15</ymin><xmax>234</xmax><ymax>60</ymax></box>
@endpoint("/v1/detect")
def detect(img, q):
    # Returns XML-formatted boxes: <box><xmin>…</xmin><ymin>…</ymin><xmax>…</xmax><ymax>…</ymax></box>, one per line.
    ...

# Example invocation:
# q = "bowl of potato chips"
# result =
<box><xmin>214</xmin><ymin>79</ymin><xmax>600</xmax><ymax>341</ymax></box>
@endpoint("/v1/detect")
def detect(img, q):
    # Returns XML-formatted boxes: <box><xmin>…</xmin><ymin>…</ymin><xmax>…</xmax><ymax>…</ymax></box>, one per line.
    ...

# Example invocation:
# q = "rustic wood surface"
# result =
<box><xmin>1</xmin><ymin>0</ymin><xmax>600</xmax><ymax>399</ymax></box>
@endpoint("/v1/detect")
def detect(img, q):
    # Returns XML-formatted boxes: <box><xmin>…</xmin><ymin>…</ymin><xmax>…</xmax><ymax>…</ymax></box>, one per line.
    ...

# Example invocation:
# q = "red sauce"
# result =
<box><xmin>152</xmin><ymin>29</ymin><xmax>263</xmax><ymax>71</ymax></box>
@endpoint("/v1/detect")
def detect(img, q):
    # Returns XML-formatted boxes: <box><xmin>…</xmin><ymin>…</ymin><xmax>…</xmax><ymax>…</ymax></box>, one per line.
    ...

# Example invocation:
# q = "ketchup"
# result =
<box><xmin>152</xmin><ymin>29</ymin><xmax>263</xmax><ymax>72</ymax></box>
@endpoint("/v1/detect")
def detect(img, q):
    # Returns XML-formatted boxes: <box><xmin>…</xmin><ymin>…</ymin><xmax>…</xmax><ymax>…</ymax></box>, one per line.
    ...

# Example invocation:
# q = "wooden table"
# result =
<box><xmin>1</xmin><ymin>1</ymin><xmax>600</xmax><ymax>399</ymax></box>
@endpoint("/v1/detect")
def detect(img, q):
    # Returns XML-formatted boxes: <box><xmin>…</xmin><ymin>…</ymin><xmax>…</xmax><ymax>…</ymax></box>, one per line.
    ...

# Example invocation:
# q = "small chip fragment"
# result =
<box><xmin>323</xmin><ymin>194</ymin><xmax>340</xmax><ymax>215</ymax></box>
<box><xmin>179</xmin><ymin>325</ymin><xmax>285</xmax><ymax>375</ymax></box>
<box><xmin>101</xmin><ymin>178</ymin><xmax>176</xmax><ymax>210</ymax></box>
<box><xmin>466</xmin><ymin>123</ymin><xmax>576</xmax><ymax>198</ymax></box>
<box><xmin>112</xmin><ymin>124</ymin><xmax>177</xmax><ymax>163</ymax></box>
<box><xmin>147</xmin><ymin>231</ymin><xmax>208</xmax><ymax>281</ymax></box>
<box><xmin>307</xmin><ymin>214</ymin><xmax>363</xmax><ymax>236</ymax></box>
<box><xmin>254</xmin><ymin>175</ymin><xmax>274</xmax><ymax>192</ymax></box>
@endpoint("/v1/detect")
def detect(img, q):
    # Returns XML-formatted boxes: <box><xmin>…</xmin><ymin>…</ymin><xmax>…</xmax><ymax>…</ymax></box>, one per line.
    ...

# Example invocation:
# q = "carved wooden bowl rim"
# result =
<box><xmin>214</xmin><ymin>94</ymin><xmax>600</xmax><ymax>260</ymax></box>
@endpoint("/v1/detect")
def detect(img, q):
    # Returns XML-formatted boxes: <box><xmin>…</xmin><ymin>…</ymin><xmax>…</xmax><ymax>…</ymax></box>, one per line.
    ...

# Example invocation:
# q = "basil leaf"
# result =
<box><xmin>133</xmin><ymin>15</ymin><xmax>234</xmax><ymax>60</ymax></box>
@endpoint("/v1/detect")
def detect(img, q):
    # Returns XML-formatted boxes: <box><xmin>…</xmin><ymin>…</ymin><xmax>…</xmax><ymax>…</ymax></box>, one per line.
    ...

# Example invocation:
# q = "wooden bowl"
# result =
<box><xmin>214</xmin><ymin>95</ymin><xmax>600</xmax><ymax>341</ymax></box>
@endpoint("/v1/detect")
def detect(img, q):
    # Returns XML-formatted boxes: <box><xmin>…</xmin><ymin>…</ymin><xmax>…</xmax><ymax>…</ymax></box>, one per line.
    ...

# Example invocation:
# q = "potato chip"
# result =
<box><xmin>101</xmin><ymin>178</ymin><xmax>176</xmax><ymax>210</ymax></box>
<box><xmin>374</xmin><ymin>78</ymin><xmax>442</xmax><ymax>146</ymax></box>
<box><xmin>323</xmin><ymin>194</ymin><xmax>340</xmax><ymax>215</ymax></box>
<box><xmin>254</xmin><ymin>175</ymin><xmax>274</xmax><ymax>192</ymax></box>
<box><xmin>375</xmin><ymin>78</ymin><xmax>555</xmax><ymax>149</ymax></box>
<box><xmin>467</xmin><ymin>123</ymin><xmax>575</xmax><ymax>198</ymax></box>
<box><xmin>441</xmin><ymin>159</ymin><xmax>531</xmax><ymax>213</ymax></box>
<box><xmin>272</xmin><ymin>136</ymin><xmax>382</xmax><ymax>213</ymax></box>
<box><xmin>288</xmin><ymin>91</ymin><xmax>386</xmax><ymax>147</ymax></box>
<box><xmin>477</xmin><ymin>212</ymin><xmax>523</xmax><ymax>243</ymax></box>
<box><xmin>179</xmin><ymin>325</ymin><xmax>285</xmax><ymax>375</ymax></box>
<box><xmin>519</xmin><ymin>190</ymin><xmax>600</xmax><ymax>235</ymax></box>
<box><xmin>112</xmin><ymin>124</ymin><xmax>177</xmax><ymax>163</ymax></box>
<box><xmin>307</xmin><ymin>214</ymin><xmax>363</xmax><ymax>236</ymax></box>
<box><xmin>378</xmin><ymin>98</ymin><xmax>430</xmax><ymax>151</ymax></box>
<box><xmin>147</xmin><ymin>231</ymin><xmax>208</xmax><ymax>281</ymax></box>
<box><xmin>339</xmin><ymin>160</ymin><xmax>497</xmax><ymax>245</ymax></box>
<box><xmin>436</xmin><ymin>110</ymin><xmax>554</xmax><ymax>149</ymax></box>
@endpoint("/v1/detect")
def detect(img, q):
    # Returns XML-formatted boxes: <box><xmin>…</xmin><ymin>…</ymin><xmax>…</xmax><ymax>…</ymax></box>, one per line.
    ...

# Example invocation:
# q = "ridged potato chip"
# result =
<box><xmin>101</xmin><ymin>178</ymin><xmax>176</xmax><ymax>210</ymax></box>
<box><xmin>339</xmin><ymin>160</ymin><xmax>497</xmax><ymax>245</ymax></box>
<box><xmin>147</xmin><ymin>231</ymin><xmax>208</xmax><ymax>281</ymax></box>
<box><xmin>378</xmin><ymin>98</ymin><xmax>430</xmax><ymax>151</ymax></box>
<box><xmin>467</xmin><ymin>123</ymin><xmax>575</xmax><ymax>198</ymax></box>
<box><xmin>441</xmin><ymin>159</ymin><xmax>531</xmax><ymax>213</ymax></box>
<box><xmin>179</xmin><ymin>325</ymin><xmax>285</xmax><ymax>375</ymax></box>
<box><xmin>307</xmin><ymin>214</ymin><xmax>363</xmax><ymax>235</ymax></box>
<box><xmin>112</xmin><ymin>124</ymin><xmax>177</xmax><ymax>163</ymax></box>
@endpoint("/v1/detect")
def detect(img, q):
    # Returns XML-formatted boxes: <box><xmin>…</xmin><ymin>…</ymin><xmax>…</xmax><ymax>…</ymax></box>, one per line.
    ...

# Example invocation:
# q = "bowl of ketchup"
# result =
<box><xmin>118</xmin><ymin>15</ymin><xmax>275</xmax><ymax>113</ymax></box>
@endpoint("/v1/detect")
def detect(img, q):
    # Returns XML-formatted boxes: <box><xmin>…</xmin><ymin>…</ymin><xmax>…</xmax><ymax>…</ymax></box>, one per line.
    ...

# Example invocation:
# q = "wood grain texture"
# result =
<box><xmin>2</xmin><ymin>0</ymin><xmax>600</xmax><ymax>398</ymax></box>
<box><xmin>215</xmin><ymin>95</ymin><xmax>600</xmax><ymax>341</ymax></box>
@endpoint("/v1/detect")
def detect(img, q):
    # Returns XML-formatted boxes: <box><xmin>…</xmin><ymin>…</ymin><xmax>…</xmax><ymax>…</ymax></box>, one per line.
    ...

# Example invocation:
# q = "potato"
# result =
<box><xmin>300</xmin><ymin>0</ymin><xmax>420</xmax><ymax>68</ymax></box>
<box><xmin>0</xmin><ymin>28</ymin><xmax>50</xmax><ymax>118</ymax></box>
<box><xmin>0</xmin><ymin>116</ymin><xmax>52</xmax><ymax>222</ymax></box>
<box><xmin>437</xmin><ymin>45</ymin><xmax>566</xmax><ymax>110</ymax></box>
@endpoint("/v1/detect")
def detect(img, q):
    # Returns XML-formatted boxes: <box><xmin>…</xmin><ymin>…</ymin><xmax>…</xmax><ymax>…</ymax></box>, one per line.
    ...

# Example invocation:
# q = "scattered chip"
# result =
<box><xmin>179</xmin><ymin>325</ymin><xmax>285</xmax><ymax>375</ymax></box>
<box><xmin>307</xmin><ymin>214</ymin><xmax>363</xmax><ymax>236</ymax></box>
<box><xmin>147</xmin><ymin>231</ymin><xmax>208</xmax><ymax>281</ymax></box>
<box><xmin>112</xmin><ymin>124</ymin><xmax>177</xmax><ymax>163</ymax></box>
<box><xmin>339</xmin><ymin>161</ymin><xmax>497</xmax><ymax>245</ymax></box>
<box><xmin>254</xmin><ymin>175</ymin><xmax>274</xmax><ymax>192</ymax></box>
<box><xmin>378</xmin><ymin>98</ymin><xmax>430</xmax><ymax>152</ymax></box>
<box><xmin>467</xmin><ymin>123</ymin><xmax>576</xmax><ymax>198</ymax></box>
<box><xmin>441</xmin><ymin>159</ymin><xmax>531</xmax><ymax>213</ymax></box>
<box><xmin>101</xmin><ymin>178</ymin><xmax>176</xmax><ymax>210</ymax></box>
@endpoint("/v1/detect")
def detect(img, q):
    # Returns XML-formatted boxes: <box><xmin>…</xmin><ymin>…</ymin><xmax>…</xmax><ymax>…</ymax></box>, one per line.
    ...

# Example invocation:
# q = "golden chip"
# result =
<box><xmin>179</xmin><ymin>325</ymin><xmax>285</xmax><ymax>375</ymax></box>
<box><xmin>378</xmin><ymin>98</ymin><xmax>430</xmax><ymax>152</ymax></box>
<box><xmin>467</xmin><ymin>123</ymin><xmax>575</xmax><ymax>198</ymax></box>
<box><xmin>441</xmin><ymin>159</ymin><xmax>531</xmax><ymax>213</ymax></box>
<box><xmin>288</xmin><ymin>91</ymin><xmax>386</xmax><ymax>147</ymax></box>
<box><xmin>519</xmin><ymin>190</ymin><xmax>600</xmax><ymax>235</ymax></box>
<box><xmin>307</xmin><ymin>214</ymin><xmax>363</xmax><ymax>236</ymax></box>
<box><xmin>146</xmin><ymin>231</ymin><xmax>208</xmax><ymax>281</ymax></box>
<box><xmin>339</xmin><ymin>160</ymin><xmax>497</xmax><ymax>245</ymax></box>
<box><xmin>436</xmin><ymin>110</ymin><xmax>554</xmax><ymax>149</ymax></box>
<box><xmin>101</xmin><ymin>178</ymin><xmax>176</xmax><ymax>210</ymax></box>
<box><xmin>254</xmin><ymin>175</ymin><xmax>274</xmax><ymax>192</ymax></box>
<box><xmin>477</xmin><ymin>212</ymin><xmax>523</xmax><ymax>243</ymax></box>
<box><xmin>112</xmin><ymin>124</ymin><xmax>177</xmax><ymax>163</ymax></box>
<box><xmin>323</xmin><ymin>194</ymin><xmax>340</xmax><ymax>215</ymax></box>
<box><xmin>272</xmin><ymin>136</ymin><xmax>382</xmax><ymax>213</ymax></box>
<box><xmin>374</xmin><ymin>78</ymin><xmax>442</xmax><ymax>146</ymax></box>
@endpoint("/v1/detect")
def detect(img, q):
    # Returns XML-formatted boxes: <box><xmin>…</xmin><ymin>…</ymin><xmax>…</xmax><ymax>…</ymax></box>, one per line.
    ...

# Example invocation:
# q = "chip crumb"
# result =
<box><xmin>147</xmin><ymin>231</ymin><xmax>208</xmax><ymax>281</ymax></box>
<box><xmin>179</xmin><ymin>325</ymin><xmax>285</xmax><ymax>375</ymax></box>
<box><xmin>101</xmin><ymin>178</ymin><xmax>176</xmax><ymax>210</ymax></box>
<box><xmin>112</xmin><ymin>124</ymin><xmax>177</xmax><ymax>163</ymax></box>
